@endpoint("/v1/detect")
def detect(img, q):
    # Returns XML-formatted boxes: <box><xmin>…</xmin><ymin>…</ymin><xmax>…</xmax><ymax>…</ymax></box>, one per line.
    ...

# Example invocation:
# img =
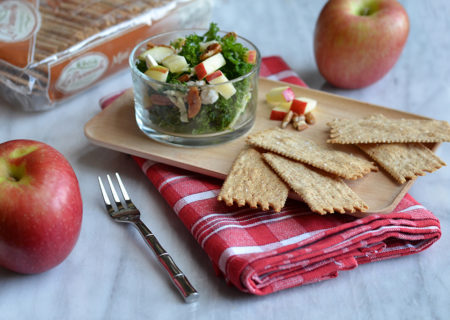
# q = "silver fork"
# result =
<box><xmin>98</xmin><ymin>173</ymin><xmax>199</xmax><ymax>303</ymax></box>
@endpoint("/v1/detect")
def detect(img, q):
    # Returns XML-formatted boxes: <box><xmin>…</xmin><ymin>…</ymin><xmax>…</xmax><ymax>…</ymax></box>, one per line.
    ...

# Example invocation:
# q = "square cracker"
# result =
<box><xmin>217</xmin><ymin>148</ymin><xmax>288</xmax><ymax>212</ymax></box>
<box><xmin>358</xmin><ymin>143</ymin><xmax>446</xmax><ymax>184</ymax></box>
<box><xmin>246</xmin><ymin>127</ymin><xmax>377</xmax><ymax>180</ymax></box>
<box><xmin>327</xmin><ymin>114</ymin><xmax>450</xmax><ymax>144</ymax></box>
<box><xmin>262</xmin><ymin>152</ymin><xmax>368</xmax><ymax>215</ymax></box>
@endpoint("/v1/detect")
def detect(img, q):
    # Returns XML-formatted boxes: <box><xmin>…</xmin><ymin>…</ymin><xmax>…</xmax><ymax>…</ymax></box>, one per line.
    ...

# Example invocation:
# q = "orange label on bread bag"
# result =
<box><xmin>0</xmin><ymin>0</ymin><xmax>40</xmax><ymax>68</ymax></box>
<box><xmin>48</xmin><ymin>19</ymin><xmax>176</xmax><ymax>101</ymax></box>
<box><xmin>47</xmin><ymin>25</ymin><xmax>145</xmax><ymax>101</ymax></box>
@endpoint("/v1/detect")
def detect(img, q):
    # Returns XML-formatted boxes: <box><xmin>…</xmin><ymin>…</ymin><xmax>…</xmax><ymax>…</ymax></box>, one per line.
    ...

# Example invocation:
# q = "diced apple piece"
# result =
<box><xmin>270</xmin><ymin>107</ymin><xmax>288</xmax><ymax>121</ymax></box>
<box><xmin>139</xmin><ymin>46</ymin><xmax>175</xmax><ymax>63</ymax></box>
<box><xmin>145</xmin><ymin>54</ymin><xmax>158</xmax><ymax>68</ymax></box>
<box><xmin>300</xmin><ymin>97</ymin><xmax>317</xmax><ymax>113</ymax></box>
<box><xmin>290</xmin><ymin>97</ymin><xmax>317</xmax><ymax>115</ymax></box>
<box><xmin>244</xmin><ymin>50</ymin><xmax>257</xmax><ymax>64</ymax></box>
<box><xmin>145</xmin><ymin>65</ymin><xmax>169</xmax><ymax>82</ymax></box>
<box><xmin>206</xmin><ymin>70</ymin><xmax>236</xmax><ymax>99</ymax></box>
<box><xmin>266</xmin><ymin>86</ymin><xmax>295</xmax><ymax>108</ymax></box>
<box><xmin>162</xmin><ymin>54</ymin><xmax>189</xmax><ymax>73</ymax></box>
<box><xmin>194</xmin><ymin>53</ymin><xmax>226</xmax><ymax>80</ymax></box>
<box><xmin>273</xmin><ymin>101</ymin><xmax>292</xmax><ymax>110</ymax></box>
<box><xmin>289</xmin><ymin>98</ymin><xmax>307</xmax><ymax>114</ymax></box>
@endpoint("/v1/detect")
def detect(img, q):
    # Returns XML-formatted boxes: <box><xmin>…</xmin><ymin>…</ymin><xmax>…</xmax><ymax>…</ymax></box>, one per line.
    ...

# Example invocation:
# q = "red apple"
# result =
<box><xmin>313</xmin><ymin>0</ymin><xmax>409</xmax><ymax>89</ymax></box>
<box><xmin>0</xmin><ymin>140</ymin><xmax>82</xmax><ymax>274</ymax></box>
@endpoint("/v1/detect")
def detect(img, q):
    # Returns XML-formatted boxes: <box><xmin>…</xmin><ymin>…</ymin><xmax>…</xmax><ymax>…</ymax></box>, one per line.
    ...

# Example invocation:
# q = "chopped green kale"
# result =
<box><xmin>203</xmin><ymin>22</ymin><xmax>220</xmax><ymax>41</ymax></box>
<box><xmin>148</xmin><ymin>78</ymin><xmax>251</xmax><ymax>134</ymax></box>
<box><xmin>220</xmin><ymin>35</ymin><xmax>254</xmax><ymax>80</ymax></box>
<box><xmin>168</xmin><ymin>22</ymin><xmax>254</xmax><ymax>84</ymax></box>
<box><xmin>136</xmin><ymin>59</ymin><xmax>147</xmax><ymax>73</ymax></box>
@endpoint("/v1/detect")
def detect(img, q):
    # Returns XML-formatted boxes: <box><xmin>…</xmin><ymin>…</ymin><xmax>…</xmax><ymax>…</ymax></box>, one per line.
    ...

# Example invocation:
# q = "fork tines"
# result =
<box><xmin>98</xmin><ymin>173</ymin><xmax>135</xmax><ymax>213</ymax></box>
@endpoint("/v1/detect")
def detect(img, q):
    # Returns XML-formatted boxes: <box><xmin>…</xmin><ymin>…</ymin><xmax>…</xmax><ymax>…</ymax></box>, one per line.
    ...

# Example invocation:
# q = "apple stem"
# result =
<box><xmin>8</xmin><ymin>176</ymin><xmax>19</xmax><ymax>182</ymax></box>
<box><xmin>361</xmin><ymin>7</ymin><xmax>371</xmax><ymax>16</ymax></box>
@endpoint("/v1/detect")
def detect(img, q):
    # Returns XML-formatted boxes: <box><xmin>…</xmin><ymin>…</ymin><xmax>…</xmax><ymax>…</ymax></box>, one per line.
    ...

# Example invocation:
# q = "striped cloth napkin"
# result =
<box><xmin>100</xmin><ymin>56</ymin><xmax>441</xmax><ymax>295</ymax></box>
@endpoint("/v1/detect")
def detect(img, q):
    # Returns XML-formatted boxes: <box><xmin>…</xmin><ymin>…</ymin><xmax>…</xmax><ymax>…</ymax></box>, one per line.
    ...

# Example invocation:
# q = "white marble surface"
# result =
<box><xmin>1</xmin><ymin>1</ymin><xmax>449</xmax><ymax>319</ymax></box>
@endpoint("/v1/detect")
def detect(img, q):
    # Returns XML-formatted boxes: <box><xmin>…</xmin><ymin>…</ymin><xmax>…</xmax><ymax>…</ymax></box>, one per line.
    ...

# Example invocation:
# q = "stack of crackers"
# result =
<box><xmin>328</xmin><ymin>114</ymin><xmax>450</xmax><ymax>184</ymax></box>
<box><xmin>218</xmin><ymin>114</ymin><xmax>450</xmax><ymax>215</ymax></box>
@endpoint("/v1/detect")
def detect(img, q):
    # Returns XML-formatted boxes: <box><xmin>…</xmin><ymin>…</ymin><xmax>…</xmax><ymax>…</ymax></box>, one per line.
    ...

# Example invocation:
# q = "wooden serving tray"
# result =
<box><xmin>84</xmin><ymin>78</ymin><xmax>439</xmax><ymax>217</ymax></box>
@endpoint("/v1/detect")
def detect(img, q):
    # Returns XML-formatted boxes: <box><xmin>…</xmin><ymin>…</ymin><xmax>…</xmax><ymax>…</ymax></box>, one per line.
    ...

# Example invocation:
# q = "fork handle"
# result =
<box><xmin>133</xmin><ymin>219</ymin><xmax>199</xmax><ymax>303</ymax></box>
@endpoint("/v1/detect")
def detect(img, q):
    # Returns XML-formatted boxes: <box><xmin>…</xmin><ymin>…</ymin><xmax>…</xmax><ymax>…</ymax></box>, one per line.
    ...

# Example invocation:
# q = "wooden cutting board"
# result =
<box><xmin>84</xmin><ymin>77</ymin><xmax>440</xmax><ymax>217</ymax></box>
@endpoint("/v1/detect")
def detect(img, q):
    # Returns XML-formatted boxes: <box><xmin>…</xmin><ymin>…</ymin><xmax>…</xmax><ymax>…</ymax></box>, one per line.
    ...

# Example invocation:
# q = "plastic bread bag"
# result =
<box><xmin>0</xmin><ymin>0</ymin><xmax>212</xmax><ymax>111</ymax></box>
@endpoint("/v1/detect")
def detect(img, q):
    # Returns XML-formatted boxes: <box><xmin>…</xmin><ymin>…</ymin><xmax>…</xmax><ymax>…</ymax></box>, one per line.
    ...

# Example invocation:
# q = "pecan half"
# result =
<box><xmin>281</xmin><ymin>110</ymin><xmax>294</xmax><ymax>129</ymax></box>
<box><xmin>199</xmin><ymin>43</ymin><xmax>222</xmax><ymax>61</ymax></box>
<box><xmin>187</xmin><ymin>87</ymin><xmax>202</xmax><ymax>119</ymax></box>
<box><xmin>223</xmin><ymin>31</ymin><xmax>237</xmax><ymax>40</ymax></box>
<box><xmin>146</xmin><ymin>42</ymin><xmax>174</xmax><ymax>51</ymax></box>
<box><xmin>305</xmin><ymin>112</ymin><xmax>316</xmax><ymax>125</ymax></box>
<box><xmin>177</xmin><ymin>74</ymin><xmax>191</xmax><ymax>83</ymax></box>
<box><xmin>292</xmin><ymin>114</ymin><xmax>308</xmax><ymax>131</ymax></box>
<box><xmin>159</xmin><ymin>44</ymin><xmax>175</xmax><ymax>50</ymax></box>
<box><xmin>149</xmin><ymin>94</ymin><xmax>172</xmax><ymax>106</ymax></box>
<box><xmin>146</xmin><ymin>42</ymin><xmax>156</xmax><ymax>49</ymax></box>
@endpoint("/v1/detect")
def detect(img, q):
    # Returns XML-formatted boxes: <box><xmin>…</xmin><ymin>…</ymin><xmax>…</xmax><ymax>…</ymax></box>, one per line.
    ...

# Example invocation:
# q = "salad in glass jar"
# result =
<box><xmin>130</xmin><ymin>23</ymin><xmax>260</xmax><ymax>146</ymax></box>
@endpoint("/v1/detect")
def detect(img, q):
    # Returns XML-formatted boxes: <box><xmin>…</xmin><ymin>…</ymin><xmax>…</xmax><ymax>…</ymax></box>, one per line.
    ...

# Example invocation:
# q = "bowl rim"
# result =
<box><xmin>129</xmin><ymin>28</ymin><xmax>261</xmax><ymax>90</ymax></box>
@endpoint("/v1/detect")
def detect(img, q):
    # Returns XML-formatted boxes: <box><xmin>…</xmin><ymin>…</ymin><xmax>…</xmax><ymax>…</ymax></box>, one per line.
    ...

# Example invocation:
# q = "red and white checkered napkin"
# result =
<box><xmin>101</xmin><ymin>56</ymin><xmax>441</xmax><ymax>295</ymax></box>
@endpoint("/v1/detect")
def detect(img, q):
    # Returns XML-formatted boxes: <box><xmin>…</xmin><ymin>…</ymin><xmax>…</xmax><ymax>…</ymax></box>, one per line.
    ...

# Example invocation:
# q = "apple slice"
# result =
<box><xmin>270</xmin><ymin>107</ymin><xmax>288</xmax><ymax>121</ymax></box>
<box><xmin>139</xmin><ymin>46</ymin><xmax>175</xmax><ymax>63</ymax></box>
<box><xmin>289</xmin><ymin>99</ymin><xmax>307</xmax><ymax>114</ymax></box>
<box><xmin>206</xmin><ymin>70</ymin><xmax>236</xmax><ymax>99</ymax></box>
<box><xmin>290</xmin><ymin>97</ymin><xmax>317</xmax><ymax>115</ymax></box>
<box><xmin>266</xmin><ymin>86</ymin><xmax>295</xmax><ymax>108</ymax></box>
<box><xmin>145</xmin><ymin>65</ymin><xmax>169</xmax><ymax>82</ymax></box>
<box><xmin>194</xmin><ymin>53</ymin><xmax>226</xmax><ymax>80</ymax></box>
<box><xmin>162</xmin><ymin>54</ymin><xmax>189</xmax><ymax>73</ymax></box>
<box><xmin>244</xmin><ymin>50</ymin><xmax>257</xmax><ymax>64</ymax></box>
<box><xmin>145</xmin><ymin>54</ymin><xmax>158</xmax><ymax>68</ymax></box>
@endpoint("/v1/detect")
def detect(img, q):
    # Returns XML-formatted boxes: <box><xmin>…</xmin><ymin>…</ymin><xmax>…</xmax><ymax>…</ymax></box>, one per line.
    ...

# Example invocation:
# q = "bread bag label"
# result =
<box><xmin>55</xmin><ymin>53</ymin><xmax>109</xmax><ymax>94</ymax></box>
<box><xmin>0</xmin><ymin>0</ymin><xmax>40</xmax><ymax>67</ymax></box>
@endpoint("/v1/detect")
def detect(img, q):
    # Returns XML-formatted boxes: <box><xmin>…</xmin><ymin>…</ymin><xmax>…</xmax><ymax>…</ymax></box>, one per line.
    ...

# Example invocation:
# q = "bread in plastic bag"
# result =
<box><xmin>0</xmin><ymin>0</ymin><xmax>212</xmax><ymax>111</ymax></box>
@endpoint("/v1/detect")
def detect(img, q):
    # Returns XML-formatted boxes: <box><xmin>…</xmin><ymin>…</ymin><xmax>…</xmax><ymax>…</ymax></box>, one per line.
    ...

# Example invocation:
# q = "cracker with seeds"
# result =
<box><xmin>246</xmin><ymin>127</ymin><xmax>377</xmax><ymax>180</ymax></box>
<box><xmin>327</xmin><ymin>114</ymin><xmax>450</xmax><ymax>144</ymax></box>
<box><xmin>358</xmin><ymin>143</ymin><xmax>446</xmax><ymax>184</ymax></box>
<box><xmin>217</xmin><ymin>148</ymin><xmax>288</xmax><ymax>212</ymax></box>
<box><xmin>262</xmin><ymin>153</ymin><xmax>368</xmax><ymax>215</ymax></box>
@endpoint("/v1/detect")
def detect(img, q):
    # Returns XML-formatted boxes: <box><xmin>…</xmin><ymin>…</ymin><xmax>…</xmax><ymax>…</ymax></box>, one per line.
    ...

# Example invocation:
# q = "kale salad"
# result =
<box><xmin>133</xmin><ymin>23</ymin><xmax>259</xmax><ymax>135</ymax></box>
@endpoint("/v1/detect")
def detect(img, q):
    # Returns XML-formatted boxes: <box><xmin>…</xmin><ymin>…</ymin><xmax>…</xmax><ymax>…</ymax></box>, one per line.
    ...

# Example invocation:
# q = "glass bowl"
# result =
<box><xmin>129</xmin><ymin>28</ymin><xmax>261</xmax><ymax>147</ymax></box>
